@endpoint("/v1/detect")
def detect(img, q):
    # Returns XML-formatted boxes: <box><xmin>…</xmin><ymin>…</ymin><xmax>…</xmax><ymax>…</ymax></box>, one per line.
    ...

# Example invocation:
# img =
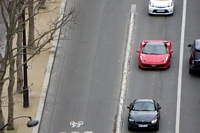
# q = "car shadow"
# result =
<box><xmin>189</xmin><ymin>71</ymin><xmax>200</xmax><ymax>78</ymax></box>
<box><xmin>138</xmin><ymin>67</ymin><xmax>170</xmax><ymax>71</ymax></box>
<box><xmin>148</xmin><ymin>14</ymin><xmax>173</xmax><ymax>17</ymax></box>
<box><xmin>130</xmin><ymin>129</ymin><xmax>158</xmax><ymax>133</ymax></box>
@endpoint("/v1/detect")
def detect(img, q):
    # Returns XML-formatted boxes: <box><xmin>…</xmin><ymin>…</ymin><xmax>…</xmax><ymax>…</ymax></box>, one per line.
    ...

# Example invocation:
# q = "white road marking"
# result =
<box><xmin>60</xmin><ymin>131</ymin><xmax>93</xmax><ymax>133</ymax></box>
<box><xmin>115</xmin><ymin>4</ymin><xmax>136</xmax><ymax>133</ymax></box>
<box><xmin>175</xmin><ymin>0</ymin><xmax>187</xmax><ymax>133</ymax></box>
<box><xmin>70</xmin><ymin>121</ymin><xmax>84</xmax><ymax>128</ymax></box>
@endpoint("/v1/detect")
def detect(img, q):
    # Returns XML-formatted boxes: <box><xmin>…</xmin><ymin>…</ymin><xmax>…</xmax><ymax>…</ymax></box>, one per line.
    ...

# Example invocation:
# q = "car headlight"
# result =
<box><xmin>129</xmin><ymin>118</ymin><xmax>134</xmax><ymax>122</ymax></box>
<box><xmin>140</xmin><ymin>56</ymin><xmax>145</xmax><ymax>62</ymax></box>
<box><xmin>168</xmin><ymin>2</ymin><xmax>173</xmax><ymax>7</ymax></box>
<box><xmin>151</xmin><ymin>118</ymin><xmax>158</xmax><ymax>124</ymax></box>
<box><xmin>162</xmin><ymin>56</ymin><xmax>168</xmax><ymax>63</ymax></box>
<box><xmin>149</xmin><ymin>2</ymin><xmax>154</xmax><ymax>7</ymax></box>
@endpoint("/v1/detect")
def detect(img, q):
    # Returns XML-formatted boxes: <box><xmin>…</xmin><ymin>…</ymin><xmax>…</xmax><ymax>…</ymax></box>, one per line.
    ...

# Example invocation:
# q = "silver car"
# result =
<box><xmin>148</xmin><ymin>0</ymin><xmax>174</xmax><ymax>15</ymax></box>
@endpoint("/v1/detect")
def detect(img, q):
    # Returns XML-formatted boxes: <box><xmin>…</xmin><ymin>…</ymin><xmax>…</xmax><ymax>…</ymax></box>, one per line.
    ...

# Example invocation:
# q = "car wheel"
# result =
<box><xmin>189</xmin><ymin>68</ymin><xmax>193</xmax><ymax>74</ymax></box>
<box><xmin>155</xmin><ymin>123</ymin><xmax>159</xmax><ymax>131</ymax></box>
<box><xmin>128</xmin><ymin>123</ymin><xmax>132</xmax><ymax>131</ymax></box>
<box><xmin>138</xmin><ymin>65</ymin><xmax>142</xmax><ymax>69</ymax></box>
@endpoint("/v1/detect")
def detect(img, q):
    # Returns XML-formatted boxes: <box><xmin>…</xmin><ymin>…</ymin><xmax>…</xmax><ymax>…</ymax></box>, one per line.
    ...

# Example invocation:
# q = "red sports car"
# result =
<box><xmin>136</xmin><ymin>40</ymin><xmax>173</xmax><ymax>69</ymax></box>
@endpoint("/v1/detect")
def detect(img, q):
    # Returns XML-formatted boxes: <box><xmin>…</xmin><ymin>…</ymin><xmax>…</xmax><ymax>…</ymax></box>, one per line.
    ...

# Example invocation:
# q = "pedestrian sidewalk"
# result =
<box><xmin>3</xmin><ymin>1</ymin><xmax>62</xmax><ymax>133</ymax></box>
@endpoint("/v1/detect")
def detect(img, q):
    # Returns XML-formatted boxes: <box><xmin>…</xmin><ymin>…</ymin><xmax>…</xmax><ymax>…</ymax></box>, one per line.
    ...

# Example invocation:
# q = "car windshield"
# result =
<box><xmin>142</xmin><ymin>42</ymin><xmax>167</xmax><ymax>54</ymax></box>
<box><xmin>133</xmin><ymin>102</ymin><xmax>155</xmax><ymax>111</ymax></box>
<box><xmin>195</xmin><ymin>51</ymin><xmax>200</xmax><ymax>59</ymax></box>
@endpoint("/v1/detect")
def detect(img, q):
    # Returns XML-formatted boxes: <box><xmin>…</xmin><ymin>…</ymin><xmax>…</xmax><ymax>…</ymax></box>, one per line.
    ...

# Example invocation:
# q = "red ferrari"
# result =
<box><xmin>136</xmin><ymin>40</ymin><xmax>173</xmax><ymax>69</ymax></box>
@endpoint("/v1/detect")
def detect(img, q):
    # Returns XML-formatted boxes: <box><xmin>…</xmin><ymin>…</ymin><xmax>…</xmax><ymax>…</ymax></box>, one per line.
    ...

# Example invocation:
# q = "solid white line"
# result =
<box><xmin>175</xmin><ymin>0</ymin><xmax>187</xmax><ymax>133</ymax></box>
<box><xmin>115</xmin><ymin>4</ymin><xmax>136</xmax><ymax>133</ymax></box>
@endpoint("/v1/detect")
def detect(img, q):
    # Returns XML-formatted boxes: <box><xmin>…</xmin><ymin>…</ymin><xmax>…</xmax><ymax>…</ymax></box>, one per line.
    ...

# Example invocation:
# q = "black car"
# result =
<box><xmin>188</xmin><ymin>39</ymin><xmax>200</xmax><ymax>74</ymax></box>
<box><xmin>127</xmin><ymin>99</ymin><xmax>161</xmax><ymax>131</ymax></box>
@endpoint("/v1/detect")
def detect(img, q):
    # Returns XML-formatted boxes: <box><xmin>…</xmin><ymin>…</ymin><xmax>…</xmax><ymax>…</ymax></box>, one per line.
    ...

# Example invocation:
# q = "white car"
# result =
<box><xmin>148</xmin><ymin>0</ymin><xmax>174</xmax><ymax>15</ymax></box>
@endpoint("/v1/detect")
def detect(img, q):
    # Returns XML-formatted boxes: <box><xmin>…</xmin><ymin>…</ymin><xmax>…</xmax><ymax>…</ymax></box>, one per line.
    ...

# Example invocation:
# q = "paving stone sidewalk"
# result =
<box><xmin>2</xmin><ymin>1</ymin><xmax>61</xmax><ymax>133</ymax></box>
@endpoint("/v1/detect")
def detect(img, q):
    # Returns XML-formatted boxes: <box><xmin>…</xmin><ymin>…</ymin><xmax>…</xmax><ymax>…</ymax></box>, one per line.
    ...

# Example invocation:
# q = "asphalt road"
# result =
<box><xmin>123</xmin><ymin>0</ymin><xmax>200</xmax><ymax>133</ymax></box>
<box><xmin>38</xmin><ymin>0</ymin><xmax>200</xmax><ymax>133</ymax></box>
<box><xmin>179</xmin><ymin>0</ymin><xmax>200</xmax><ymax>132</ymax></box>
<box><xmin>123</xmin><ymin>0</ymin><xmax>182</xmax><ymax>132</ymax></box>
<box><xmin>39</xmin><ymin>0</ymin><xmax>133</xmax><ymax>133</ymax></box>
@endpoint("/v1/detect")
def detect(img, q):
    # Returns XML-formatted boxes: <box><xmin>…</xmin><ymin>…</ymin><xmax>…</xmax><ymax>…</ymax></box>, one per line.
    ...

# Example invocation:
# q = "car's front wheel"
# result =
<box><xmin>155</xmin><ymin>123</ymin><xmax>159</xmax><ymax>131</ymax></box>
<box><xmin>128</xmin><ymin>123</ymin><xmax>132</xmax><ymax>131</ymax></box>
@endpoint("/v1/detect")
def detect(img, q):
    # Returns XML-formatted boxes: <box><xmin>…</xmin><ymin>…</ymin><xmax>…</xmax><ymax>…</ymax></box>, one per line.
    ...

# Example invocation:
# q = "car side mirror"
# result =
<box><xmin>170</xmin><ymin>50</ymin><xmax>174</xmax><ymax>53</ymax></box>
<box><xmin>158</xmin><ymin>106</ymin><xmax>161</xmax><ymax>109</ymax></box>
<box><xmin>127</xmin><ymin>103</ymin><xmax>133</xmax><ymax>109</ymax></box>
<box><xmin>188</xmin><ymin>44</ymin><xmax>192</xmax><ymax>47</ymax></box>
<box><xmin>136</xmin><ymin>50</ymin><xmax>140</xmax><ymax>53</ymax></box>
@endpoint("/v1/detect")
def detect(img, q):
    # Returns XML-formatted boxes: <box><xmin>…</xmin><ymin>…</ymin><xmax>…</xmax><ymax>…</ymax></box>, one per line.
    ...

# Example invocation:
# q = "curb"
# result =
<box><xmin>32</xmin><ymin>0</ymin><xmax>74</xmax><ymax>132</ymax></box>
<box><xmin>115</xmin><ymin>4</ymin><xmax>136</xmax><ymax>133</ymax></box>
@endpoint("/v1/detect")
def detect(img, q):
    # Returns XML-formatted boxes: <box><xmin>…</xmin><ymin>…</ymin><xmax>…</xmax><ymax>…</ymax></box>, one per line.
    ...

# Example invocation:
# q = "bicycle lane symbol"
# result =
<box><xmin>70</xmin><ymin>121</ymin><xmax>84</xmax><ymax>128</ymax></box>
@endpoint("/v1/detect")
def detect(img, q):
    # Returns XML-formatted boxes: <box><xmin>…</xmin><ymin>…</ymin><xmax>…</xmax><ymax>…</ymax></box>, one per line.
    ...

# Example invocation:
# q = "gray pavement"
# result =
<box><xmin>32</xmin><ymin>0</ymin><xmax>74</xmax><ymax>133</ymax></box>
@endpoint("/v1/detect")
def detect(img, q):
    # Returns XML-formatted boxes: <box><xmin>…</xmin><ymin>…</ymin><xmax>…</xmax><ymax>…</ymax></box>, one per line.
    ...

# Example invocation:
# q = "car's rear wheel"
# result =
<box><xmin>189</xmin><ymin>68</ymin><xmax>193</xmax><ymax>74</ymax></box>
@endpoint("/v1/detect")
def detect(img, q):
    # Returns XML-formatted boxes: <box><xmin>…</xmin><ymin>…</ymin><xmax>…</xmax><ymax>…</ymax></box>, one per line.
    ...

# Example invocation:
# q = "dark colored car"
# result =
<box><xmin>127</xmin><ymin>99</ymin><xmax>161</xmax><ymax>131</ymax></box>
<box><xmin>188</xmin><ymin>39</ymin><xmax>200</xmax><ymax>74</ymax></box>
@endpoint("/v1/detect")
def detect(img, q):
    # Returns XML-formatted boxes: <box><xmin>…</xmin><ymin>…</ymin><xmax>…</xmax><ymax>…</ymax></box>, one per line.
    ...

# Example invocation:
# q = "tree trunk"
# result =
<box><xmin>28</xmin><ymin>0</ymin><xmax>35</xmax><ymax>48</ymax></box>
<box><xmin>6</xmin><ymin>59</ymin><xmax>15</xmax><ymax>130</ymax></box>
<box><xmin>6</xmin><ymin>34</ymin><xmax>15</xmax><ymax>130</ymax></box>
<box><xmin>16</xmin><ymin>12</ymin><xmax>23</xmax><ymax>93</ymax></box>
<box><xmin>0</xmin><ymin>82</ymin><xmax>5</xmax><ymax>133</ymax></box>
<box><xmin>0</xmin><ymin>54</ymin><xmax>7</xmax><ymax>133</ymax></box>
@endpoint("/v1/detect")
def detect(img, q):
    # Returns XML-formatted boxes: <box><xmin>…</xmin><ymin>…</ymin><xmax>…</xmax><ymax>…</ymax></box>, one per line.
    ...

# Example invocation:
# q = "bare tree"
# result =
<box><xmin>28</xmin><ymin>0</ymin><xmax>35</xmax><ymax>48</ymax></box>
<box><xmin>16</xmin><ymin>0</ymin><xmax>24</xmax><ymax>93</ymax></box>
<box><xmin>0</xmin><ymin>0</ymin><xmax>77</xmax><ymax>132</ymax></box>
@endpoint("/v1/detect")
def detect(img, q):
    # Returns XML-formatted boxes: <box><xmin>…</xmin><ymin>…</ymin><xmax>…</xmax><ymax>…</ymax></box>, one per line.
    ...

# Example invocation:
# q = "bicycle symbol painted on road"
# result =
<box><xmin>70</xmin><ymin>121</ymin><xmax>84</xmax><ymax>128</ymax></box>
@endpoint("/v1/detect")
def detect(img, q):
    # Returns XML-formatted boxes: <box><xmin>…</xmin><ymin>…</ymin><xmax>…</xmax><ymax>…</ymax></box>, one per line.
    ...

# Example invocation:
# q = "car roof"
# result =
<box><xmin>145</xmin><ymin>42</ymin><xmax>165</xmax><ymax>46</ymax></box>
<box><xmin>195</xmin><ymin>39</ymin><xmax>200</xmax><ymax>50</ymax></box>
<box><xmin>135</xmin><ymin>99</ymin><xmax>154</xmax><ymax>103</ymax></box>
<box><xmin>143</xmin><ymin>40</ymin><xmax>168</xmax><ymax>43</ymax></box>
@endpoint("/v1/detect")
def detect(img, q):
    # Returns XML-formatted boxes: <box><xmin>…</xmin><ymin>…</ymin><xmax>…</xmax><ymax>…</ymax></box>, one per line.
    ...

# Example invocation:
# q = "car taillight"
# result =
<box><xmin>192</xmin><ymin>60</ymin><xmax>195</xmax><ymax>66</ymax></box>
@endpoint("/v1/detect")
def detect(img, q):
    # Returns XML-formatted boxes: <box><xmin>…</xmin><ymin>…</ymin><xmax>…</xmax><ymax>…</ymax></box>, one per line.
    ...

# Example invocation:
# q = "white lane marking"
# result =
<box><xmin>59</xmin><ymin>131</ymin><xmax>93</xmax><ymax>133</ymax></box>
<box><xmin>175</xmin><ymin>0</ymin><xmax>187</xmax><ymax>133</ymax></box>
<box><xmin>115</xmin><ymin>4</ymin><xmax>136</xmax><ymax>133</ymax></box>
